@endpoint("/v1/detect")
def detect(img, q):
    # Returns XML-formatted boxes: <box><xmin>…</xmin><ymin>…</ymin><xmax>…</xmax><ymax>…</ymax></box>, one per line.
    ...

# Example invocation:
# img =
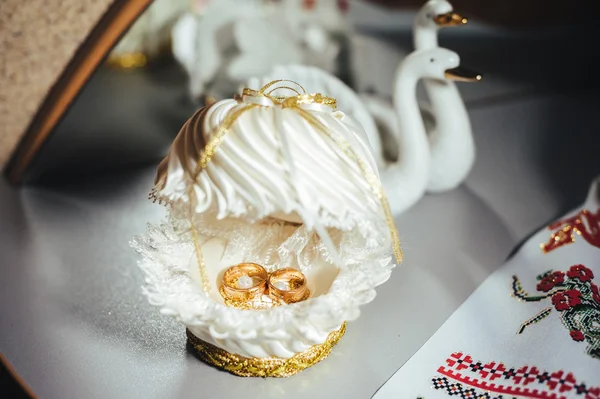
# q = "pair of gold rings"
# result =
<box><xmin>220</xmin><ymin>263</ymin><xmax>309</xmax><ymax>307</ymax></box>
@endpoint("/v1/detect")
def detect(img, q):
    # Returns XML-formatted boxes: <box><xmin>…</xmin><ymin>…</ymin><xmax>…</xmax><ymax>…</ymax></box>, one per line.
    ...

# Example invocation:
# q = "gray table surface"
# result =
<box><xmin>1</xmin><ymin>88</ymin><xmax>599</xmax><ymax>398</ymax></box>
<box><xmin>2</xmin><ymin>13</ymin><xmax>599</xmax><ymax>397</ymax></box>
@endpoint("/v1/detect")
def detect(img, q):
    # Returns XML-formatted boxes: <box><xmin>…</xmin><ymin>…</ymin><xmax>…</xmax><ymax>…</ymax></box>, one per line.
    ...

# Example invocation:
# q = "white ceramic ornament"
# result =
<box><xmin>361</xmin><ymin>0</ymin><xmax>480</xmax><ymax>194</ymax></box>
<box><xmin>171</xmin><ymin>0</ymin><xmax>267</xmax><ymax>99</ymax></box>
<box><xmin>133</xmin><ymin>80</ymin><xmax>401</xmax><ymax>377</ymax></box>
<box><xmin>414</xmin><ymin>0</ymin><xmax>478</xmax><ymax>192</ymax></box>
<box><xmin>375</xmin><ymin>47</ymin><xmax>476</xmax><ymax>214</ymax></box>
<box><xmin>171</xmin><ymin>0</ymin><xmax>348</xmax><ymax>99</ymax></box>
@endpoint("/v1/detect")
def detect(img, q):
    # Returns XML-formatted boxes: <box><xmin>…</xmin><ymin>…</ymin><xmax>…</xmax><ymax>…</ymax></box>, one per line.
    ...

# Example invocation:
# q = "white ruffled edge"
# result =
<box><xmin>130</xmin><ymin>218</ymin><xmax>396</xmax><ymax>355</ymax></box>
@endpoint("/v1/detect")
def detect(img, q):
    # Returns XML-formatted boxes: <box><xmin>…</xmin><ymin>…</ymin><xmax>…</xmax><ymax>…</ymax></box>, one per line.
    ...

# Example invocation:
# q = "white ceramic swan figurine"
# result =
<box><xmin>414</xmin><ymin>0</ymin><xmax>467</xmax><ymax>50</ymax></box>
<box><xmin>363</xmin><ymin>0</ymin><xmax>481</xmax><ymax>193</ymax></box>
<box><xmin>380</xmin><ymin>47</ymin><xmax>473</xmax><ymax>214</ymax></box>
<box><xmin>414</xmin><ymin>0</ymin><xmax>480</xmax><ymax>192</ymax></box>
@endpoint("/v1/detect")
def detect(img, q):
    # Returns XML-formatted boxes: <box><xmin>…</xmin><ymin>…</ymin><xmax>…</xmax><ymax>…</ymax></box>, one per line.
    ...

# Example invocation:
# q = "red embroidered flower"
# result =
<box><xmin>536</xmin><ymin>271</ymin><xmax>565</xmax><ymax>292</ymax></box>
<box><xmin>570</xmin><ymin>330</ymin><xmax>585</xmax><ymax>342</ymax></box>
<box><xmin>551</xmin><ymin>290</ymin><xmax>582</xmax><ymax>311</ymax></box>
<box><xmin>566</xmin><ymin>264</ymin><xmax>594</xmax><ymax>282</ymax></box>
<box><xmin>586</xmin><ymin>387</ymin><xmax>600</xmax><ymax>399</ymax></box>
<box><xmin>592</xmin><ymin>284</ymin><xmax>600</xmax><ymax>305</ymax></box>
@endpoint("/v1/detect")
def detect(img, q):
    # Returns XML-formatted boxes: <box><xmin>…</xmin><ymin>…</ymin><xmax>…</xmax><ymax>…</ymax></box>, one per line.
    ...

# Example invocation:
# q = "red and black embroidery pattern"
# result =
<box><xmin>541</xmin><ymin>209</ymin><xmax>600</xmax><ymax>253</ymax></box>
<box><xmin>432</xmin><ymin>376</ymin><xmax>507</xmax><ymax>399</ymax></box>
<box><xmin>433</xmin><ymin>352</ymin><xmax>600</xmax><ymax>399</ymax></box>
<box><xmin>512</xmin><ymin>264</ymin><xmax>600</xmax><ymax>360</ymax></box>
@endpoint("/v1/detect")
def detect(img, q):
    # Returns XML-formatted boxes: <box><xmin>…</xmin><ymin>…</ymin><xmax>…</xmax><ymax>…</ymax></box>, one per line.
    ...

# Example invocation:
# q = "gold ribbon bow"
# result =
<box><xmin>189</xmin><ymin>80</ymin><xmax>403</xmax><ymax>294</ymax></box>
<box><xmin>241</xmin><ymin>79</ymin><xmax>337</xmax><ymax>109</ymax></box>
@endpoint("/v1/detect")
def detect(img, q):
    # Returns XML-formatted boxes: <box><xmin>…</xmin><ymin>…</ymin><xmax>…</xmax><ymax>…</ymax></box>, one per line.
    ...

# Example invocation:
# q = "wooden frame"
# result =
<box><xmin>4</xmin><ymin>0</ymin><xmax>152</xmax><ymax>185</ymax></box>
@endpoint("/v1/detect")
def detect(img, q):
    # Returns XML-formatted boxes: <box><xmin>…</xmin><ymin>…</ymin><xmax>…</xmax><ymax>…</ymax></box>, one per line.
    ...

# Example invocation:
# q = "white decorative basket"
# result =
<box><xmin>132</xmin><ymin>80</ymin><xmax>400</xmax><ymax>377</ymax></box>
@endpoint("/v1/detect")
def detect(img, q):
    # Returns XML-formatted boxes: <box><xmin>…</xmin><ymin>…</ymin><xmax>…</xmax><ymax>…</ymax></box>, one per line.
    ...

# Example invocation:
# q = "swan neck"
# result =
<box><xmin>424</xmin><ymin>79</ymin><xmax>469</xmax><ymax>133</ymax></box>
<box><xmin>393</xmin><ymin>73</ymin><xmax>428</xmax><ymax>166</ymax></box>
<box><xmin>380</xmin><ymin>64</ymin><xmax>431</xmax><ymax>214</ymax></box>
<box><xmin>395</xmin><ymin>73</ymin><xmax>418</xmax><ymax>109</ymax></box>
<box><xmin>413</xmin><ymin>25</ymin><xmax>438</xmax><ymax>50</ymax></box>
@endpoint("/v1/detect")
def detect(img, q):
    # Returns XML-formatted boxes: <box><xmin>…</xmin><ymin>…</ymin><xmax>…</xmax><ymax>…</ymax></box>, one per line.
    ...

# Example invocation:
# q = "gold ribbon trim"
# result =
<box><xmin>188</xmin><ymin>80</ymin><xmax>403</xmax><ymax>294</ymax></box>
<box><xmin>186</xmin><ymin>322</ymin><xmax>346</xmax><ymax>377</ymax></box>
<box><xmin>241</xmin><ymin>80</ymin><xmax>337</xmax><ymax>109</ymax></box>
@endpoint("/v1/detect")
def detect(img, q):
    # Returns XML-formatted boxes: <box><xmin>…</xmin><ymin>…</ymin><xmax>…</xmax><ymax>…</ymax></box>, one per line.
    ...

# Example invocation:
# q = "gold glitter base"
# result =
<box><xmin>186</xmin><ymin>322</ymin><xmax>346</xmax><ymax>377</ymax></box>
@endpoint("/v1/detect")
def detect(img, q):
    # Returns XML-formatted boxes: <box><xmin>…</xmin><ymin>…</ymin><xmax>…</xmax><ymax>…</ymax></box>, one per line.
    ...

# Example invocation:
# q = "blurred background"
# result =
<box><xmin>1</xmin><ymin>0</ymin><xmax>598</xmax><ymax>397</ymax></box>
<box><xmin>19</xmin><ymin>0</ymin><xmax>595</xmax><ymax>186</ymax></box>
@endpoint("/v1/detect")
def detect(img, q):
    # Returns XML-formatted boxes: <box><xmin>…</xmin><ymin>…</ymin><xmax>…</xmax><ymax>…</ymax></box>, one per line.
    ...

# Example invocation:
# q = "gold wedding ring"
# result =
<box><xmin>268</xmin><ymin>268</ymin><xmax>310</xmax><ymax>304</ymax></box>
<box><xmin>221</xmin><ymin>263</ymin><xmax>268</xmax><ymax>303</ymax></box>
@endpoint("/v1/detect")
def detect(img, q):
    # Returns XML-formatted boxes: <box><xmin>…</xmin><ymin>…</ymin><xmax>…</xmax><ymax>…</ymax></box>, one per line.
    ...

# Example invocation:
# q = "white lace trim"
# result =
<box><xmin>130</xmin><ymin>212</ymin><xmax>396</xmax><ymax>344</ymax></box>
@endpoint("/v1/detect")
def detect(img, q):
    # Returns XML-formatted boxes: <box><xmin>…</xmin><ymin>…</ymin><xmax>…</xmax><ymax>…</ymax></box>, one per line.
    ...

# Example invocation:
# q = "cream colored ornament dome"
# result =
<box><xmin>151</xmin><ymin>81</ymin><xmax>384</xmax><ymax>239</ymax></box>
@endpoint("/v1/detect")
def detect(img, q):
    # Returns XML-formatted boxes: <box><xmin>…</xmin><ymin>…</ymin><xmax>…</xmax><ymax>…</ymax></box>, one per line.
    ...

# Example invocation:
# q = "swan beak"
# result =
<box><xmin>445</xmin><ymin>67</ymin><xmax>483</xmax><ymax>82</ymax></box>
<box><xmin>434</xmin><ymin>12</ymin><xmax>468</xmax><ymax>27</ymax></box>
